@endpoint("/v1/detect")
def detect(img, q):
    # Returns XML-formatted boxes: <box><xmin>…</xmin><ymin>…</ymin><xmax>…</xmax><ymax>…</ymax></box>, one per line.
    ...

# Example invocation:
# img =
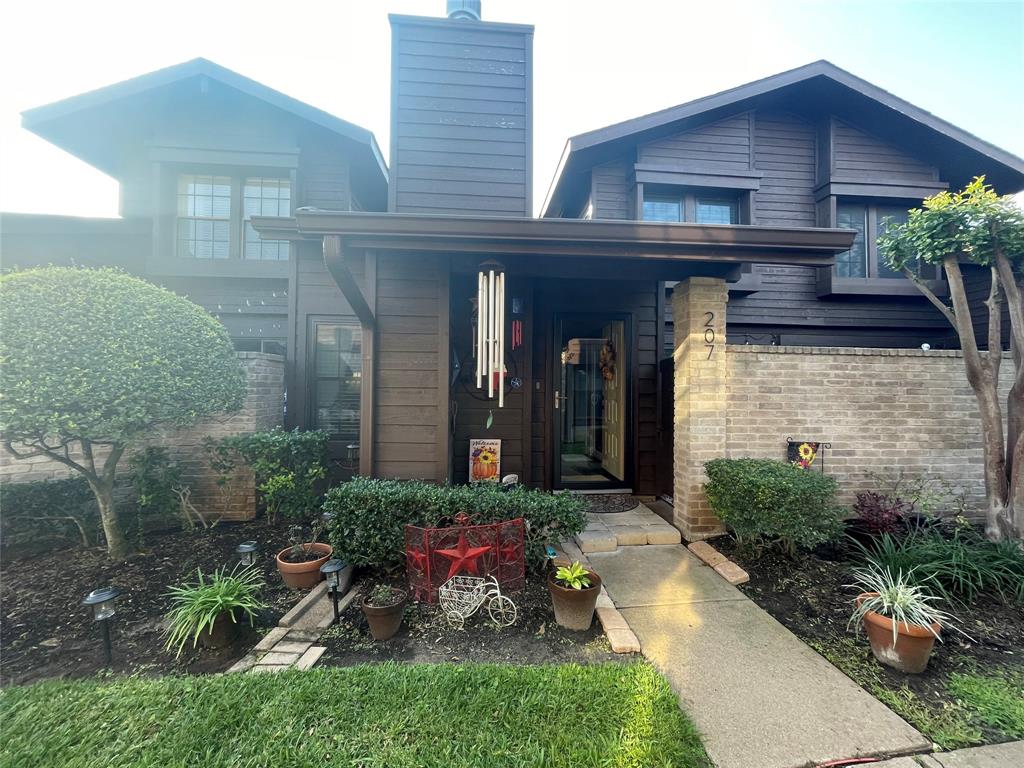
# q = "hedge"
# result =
<box><xmin>704</xmin><ymin>458</ymin><xmax>845</xmax><ymax>556</ymax></box>
<box><xmin>0</xmin><ymin>477</ymin><xmax>101</xmax><ymax>556</ymax></box>
<box><xmin>323</xmin><ymin>477</ymin><xmax>587</xmax><ymax>572</ymax></box>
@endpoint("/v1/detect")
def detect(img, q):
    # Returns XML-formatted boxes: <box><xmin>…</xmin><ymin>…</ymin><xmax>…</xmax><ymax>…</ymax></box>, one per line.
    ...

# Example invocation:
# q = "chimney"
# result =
<box><xmin>446</xmin><ymin>0</ymin><xmax>481</xmax><ymax>20</ymax></box>
<box><xmin>388</xmin><ymin>5</ymin><xmax>534</xmax><ymax>216</ymax></box>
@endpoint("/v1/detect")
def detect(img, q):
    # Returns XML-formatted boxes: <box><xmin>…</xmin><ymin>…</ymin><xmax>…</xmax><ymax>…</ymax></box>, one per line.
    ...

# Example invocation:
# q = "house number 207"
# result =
<box><xmin>704</xmin><ymin>312</ymin><xmax>716</xmax><ymax>360</ymax></box>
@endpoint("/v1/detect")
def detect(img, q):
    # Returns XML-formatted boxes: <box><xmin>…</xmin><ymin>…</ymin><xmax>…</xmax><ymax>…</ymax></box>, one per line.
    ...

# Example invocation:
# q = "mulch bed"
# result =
<box><xmin>0</xmin><ymin>519</ymin><xmax>304</xmax><ymax>686</ymax></box>
<box><xmin>714</xmin><ymin>533</ymin><xmax>1024</xmax><ymax>745</ymax></box>
<box><xmin>583</xmin><ymin>494</ymin><xmax>643</xmax><ymax>515</ymax></box>
<box><xmin>320</xmin><ymin>576</ymin><xmax>623</xmax><ymax>666</ymax></box>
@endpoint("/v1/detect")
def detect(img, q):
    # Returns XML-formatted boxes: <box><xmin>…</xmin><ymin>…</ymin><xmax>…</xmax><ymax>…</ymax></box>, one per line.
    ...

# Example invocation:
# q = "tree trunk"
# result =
<box><xmin>976</xmin><ymin>382</ymin><xmax>1011</xmax><ymax>540</ymax></box>
<box><xmin>92</xmin><ymin>479</ymin><xmax>131</xmax><ymax>560</ymax></box>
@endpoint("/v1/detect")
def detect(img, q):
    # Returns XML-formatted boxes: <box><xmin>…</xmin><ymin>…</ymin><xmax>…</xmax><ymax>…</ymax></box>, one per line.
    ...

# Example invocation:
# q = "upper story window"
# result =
<box><xmin>836</xmin><ymin>202</ymin><xmax>927</xmax><ymax>279</ymax></box>
<box><xmin>177</xmin><ymin>175</ymin><xmax>232</xmax><ymax>259</ymax></box>
<box><xmin>243</xmin><ymin>177</ymin><xmax>291</xmax><ymax>261</ymax></box>
<box><xmin>176</xmin><ymin>173</ymin><xmax>291</xmax><ymax>261</ymax></box>
<box><xmin>642</xmin><ymin>191</ymin><xmax>739</xmax><ymax>224</ymax></box>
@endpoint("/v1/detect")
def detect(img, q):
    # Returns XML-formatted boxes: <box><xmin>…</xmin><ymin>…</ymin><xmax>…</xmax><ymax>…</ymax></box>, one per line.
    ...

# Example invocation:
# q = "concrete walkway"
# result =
<box><xmin>871</xmin><ymin>740</ymin><xmax>1024</xmax><ymax>767</ymax></box>
<box><xmin>587</xmin><ymin>544</ymin><xmax>932</xmax><ymax>768</ymax></box>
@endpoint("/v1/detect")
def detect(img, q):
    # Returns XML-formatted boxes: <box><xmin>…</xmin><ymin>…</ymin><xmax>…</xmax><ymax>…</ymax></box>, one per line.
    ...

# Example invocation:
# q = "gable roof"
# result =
<box><xmin>22</xmin><ymin>57</ymin><xmax>387</xmax><ymax>196</ymax></box>
<box><xmin>542</xmin><ymin>60</ymin><xmax>1024</xmax><ymax>217</ymax></box>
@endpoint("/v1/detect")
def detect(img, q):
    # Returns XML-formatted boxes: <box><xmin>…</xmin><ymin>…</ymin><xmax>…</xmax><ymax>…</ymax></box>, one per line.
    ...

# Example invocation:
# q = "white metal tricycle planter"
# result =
<box><xmin>438</xmin><ymin>575</ymin><xmax>517</xmax><ymax>630</ymax></box>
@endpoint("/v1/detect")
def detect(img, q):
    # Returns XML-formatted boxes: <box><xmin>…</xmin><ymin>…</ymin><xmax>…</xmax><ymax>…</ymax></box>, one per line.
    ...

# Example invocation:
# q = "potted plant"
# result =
<box><xmin>164</xmin><ymin>566</ymin><xmax>266</xmax><ymax>658</ymax></box>
<box><xmin>276</xmin><ymin>521</ymin><xmax>333</xmax><ymax>589</ymax></box>
<box><xmin>848</xmin><ymin>565</ymin><xmax>958</xmax><ymax>674</ymax></box>
<box><xmin>361</xmin><ymin>584</ymin><xmax>408</xmax><ymax>640</ymax></box>
<box><xmin>548</xmin><ymin>560</ymin><xmax>602</xmax><ymax>631</ymax></box>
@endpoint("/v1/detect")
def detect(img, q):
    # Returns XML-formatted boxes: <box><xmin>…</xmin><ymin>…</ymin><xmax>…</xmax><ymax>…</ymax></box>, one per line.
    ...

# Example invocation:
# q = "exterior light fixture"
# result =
<box><xmin>236</xmin><ymin>541</ymin><xmax>258</xmax><ymax>567</ymax></box>
<box><xmin>921</xmin><ymin>343</ymin><xmax>931</xmax><ymax>351</ymax></box>
<box><xmin>346</xmin><ymin>443</ymin><xmax>359</xmax><ymax>467</ymax></box>
<box><xmin>83</xmin><ymin>586</ymin><xmax>121</xmax><ymax>664</ymax></box>
<box><xmin>320</xmin><ymin>559</ymin><xmax>346</xmax><ymax>624</ymax></box>
<box><xmin>476</xmin><ymin>260</ymin><xmax>506</xmax><ymax>407</ymax></box>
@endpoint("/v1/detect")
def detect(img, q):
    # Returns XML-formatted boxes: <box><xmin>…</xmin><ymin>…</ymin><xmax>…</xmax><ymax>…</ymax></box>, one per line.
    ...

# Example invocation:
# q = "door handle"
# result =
<box><xmin>555</xmin><ymin>390</ymin><xmax>568</xmax><ymax>410</ymax></box>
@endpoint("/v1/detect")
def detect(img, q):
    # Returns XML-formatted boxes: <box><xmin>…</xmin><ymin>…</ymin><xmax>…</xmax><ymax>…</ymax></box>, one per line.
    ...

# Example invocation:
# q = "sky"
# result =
<box><xmin>1</xmin><ymin>0</ymin><xmax>1022</xmax><ymax>218</ymax></box>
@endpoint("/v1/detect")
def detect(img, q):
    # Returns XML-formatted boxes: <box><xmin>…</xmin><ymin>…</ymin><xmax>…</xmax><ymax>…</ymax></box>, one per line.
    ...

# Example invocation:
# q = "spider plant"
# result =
<box><xmin>164</xmin><ymin>566</ymin><xmax>266</xmax><ymax>658</ymax></box>
<box><xmin>847</xmin><ymin>564</ymin><xmax>960</xmax><ymax>644</ymax></box>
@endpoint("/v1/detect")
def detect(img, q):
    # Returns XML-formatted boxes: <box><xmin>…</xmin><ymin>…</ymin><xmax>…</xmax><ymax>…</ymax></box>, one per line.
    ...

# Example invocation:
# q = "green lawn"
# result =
<box><xmin>0</xmin><ymin>662</ymin><xmax>709</xmax><ymax>768</ymax></box>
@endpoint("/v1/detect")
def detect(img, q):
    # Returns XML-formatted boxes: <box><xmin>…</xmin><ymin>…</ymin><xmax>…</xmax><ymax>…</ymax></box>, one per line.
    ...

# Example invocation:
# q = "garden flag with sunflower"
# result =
<box><xmin>469</xmin><ymin>439</ymin><xmax>501</xmax><ymax>482</ymax></box>
<box><xmin>788</xmin><ymin>440</ymin><xmax>821</xmax><ymax>470</ymax></box>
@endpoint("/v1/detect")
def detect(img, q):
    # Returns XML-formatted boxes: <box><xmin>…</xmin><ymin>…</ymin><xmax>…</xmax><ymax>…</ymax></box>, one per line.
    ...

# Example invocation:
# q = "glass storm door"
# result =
<box><xmin>555</xmin><ymin>314</ymin><xmax>630</xmax><ymax>489</ymax></box>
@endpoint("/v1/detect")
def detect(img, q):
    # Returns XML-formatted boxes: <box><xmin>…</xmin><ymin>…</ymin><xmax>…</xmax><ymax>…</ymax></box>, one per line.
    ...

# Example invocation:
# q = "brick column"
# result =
<box><xmin>672</xmin><ymin>277</ymin><xmax>728</xmax><ymax>541</ymax></box>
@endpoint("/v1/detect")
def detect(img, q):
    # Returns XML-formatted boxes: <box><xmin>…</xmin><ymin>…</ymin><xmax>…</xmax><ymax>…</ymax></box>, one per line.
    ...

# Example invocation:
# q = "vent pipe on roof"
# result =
<box><xmin>447</xmin><ymin>0</ymin><xmax>481</xmax><ymax>20</ymax></box>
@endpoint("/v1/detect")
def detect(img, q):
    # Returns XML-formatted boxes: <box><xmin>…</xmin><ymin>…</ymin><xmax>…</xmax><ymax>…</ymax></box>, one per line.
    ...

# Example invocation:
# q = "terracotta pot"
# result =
<box><xmin>199</xmin><ymin>611</ymin><xmax>239</xmax><ymax>649</ymax></box>
<box><xmin>548</xmin><ymin>570</ymin><xmax>602</xmax><ymax>631</ymax></box>
<box><xmin>857</xmin><ymin>592</ymin><xmax>940</xmax><ymax>674</ymax></box>
<box><xmin>361</xmin><ymin>590</ymin><xmax>408</xmax><ymax>641</ymax></box>
<box><xmin>276</xmin><ymin>543</ymin><xmax>333</xmax><ymax>589</ymax></box>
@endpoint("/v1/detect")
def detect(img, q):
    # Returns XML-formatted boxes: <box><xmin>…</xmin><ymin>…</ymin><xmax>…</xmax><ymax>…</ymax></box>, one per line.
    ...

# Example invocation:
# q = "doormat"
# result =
<box><xmin>584</xmin><ymin>495</ymin><xmax>642</xmax><ymax>515</ymax></box>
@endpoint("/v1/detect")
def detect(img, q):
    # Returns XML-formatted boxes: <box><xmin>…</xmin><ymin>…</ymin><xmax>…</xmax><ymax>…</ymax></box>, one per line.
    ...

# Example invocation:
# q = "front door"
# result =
<box><xmin>554</xmin><ymin>313</ymin><xmax>631</xmax><ymax>489</ymax></box>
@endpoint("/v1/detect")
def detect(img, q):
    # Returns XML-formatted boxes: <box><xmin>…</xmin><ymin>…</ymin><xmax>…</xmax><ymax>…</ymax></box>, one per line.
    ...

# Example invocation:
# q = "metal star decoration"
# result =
<box><xmin>435</xmin><ymin>533</ymin><xmax>492</xmax><ymax>580</ymax></box>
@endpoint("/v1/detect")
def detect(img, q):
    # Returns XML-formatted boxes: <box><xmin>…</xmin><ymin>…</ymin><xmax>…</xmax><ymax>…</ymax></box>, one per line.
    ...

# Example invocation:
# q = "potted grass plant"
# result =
<box><xmin>360</xmin><ymin>584</ymin><xmax>408</xmax><ymax>640</ymax></box>
<box><xmin>848</xmin><ymin>564</ymin><xmax>958</xmax><ymax>674</ymax></box>
<box><xmin>164</xmin><ymin>566</ymin><xmax>266</xmax><ymax>657</ymax></box>
<box><xmin>548</xmin><ymin>560</ymin><xmax>602</xmax><ymax>631</ymax></box>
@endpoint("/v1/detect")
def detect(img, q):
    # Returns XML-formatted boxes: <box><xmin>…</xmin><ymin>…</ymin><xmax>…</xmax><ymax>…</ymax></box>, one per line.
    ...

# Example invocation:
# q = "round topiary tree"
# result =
<box><xmin>0</xmin><ymin>267</ymin><xmax>247</xmax><ymax>558</ymax></box>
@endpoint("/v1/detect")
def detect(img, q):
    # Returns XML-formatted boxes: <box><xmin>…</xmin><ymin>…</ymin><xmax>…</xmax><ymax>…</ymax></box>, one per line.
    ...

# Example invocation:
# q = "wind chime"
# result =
<box><xmin>476</xmin><ymin>260</ymin><xmax>506</xmax><ymax>408</ymax></box>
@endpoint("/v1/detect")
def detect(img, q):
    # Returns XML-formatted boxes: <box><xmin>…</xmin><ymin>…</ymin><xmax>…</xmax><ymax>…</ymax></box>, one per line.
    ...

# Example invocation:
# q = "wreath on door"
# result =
<box><xmin>599</xmin><ymin>341</ymin><xmax>616</xmax><ymax>381</ymax></box>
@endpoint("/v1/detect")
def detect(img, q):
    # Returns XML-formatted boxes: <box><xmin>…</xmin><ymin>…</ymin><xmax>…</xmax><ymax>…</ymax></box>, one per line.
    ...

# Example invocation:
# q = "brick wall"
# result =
<box><xmin>0</xmin><ymin>353</ymin><xmax>284</xmax><ymax>521</ymax></box>
<box><xmin>725</xmin><ymin>345</ymin><xmax>1013</xmax><ymax>512</ymax></box>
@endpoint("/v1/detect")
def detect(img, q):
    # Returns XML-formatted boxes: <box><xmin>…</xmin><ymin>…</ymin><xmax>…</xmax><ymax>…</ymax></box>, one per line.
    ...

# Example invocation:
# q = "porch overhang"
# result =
<box><xmin>252</xmin><ymin>210</ymin><xmax>854</xmax><ymax>278</ymax></box>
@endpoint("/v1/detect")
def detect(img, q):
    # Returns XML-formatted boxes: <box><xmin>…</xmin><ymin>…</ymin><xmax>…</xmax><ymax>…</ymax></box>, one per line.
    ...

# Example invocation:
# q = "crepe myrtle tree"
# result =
<box><xmin>881</xmin><ymin>177</ymin><xmax>1024</xmax><ymax>541</ymax></box>
<box><xmin>0</xmin><ymin>267</ymin><xmax>247</xmax><ymax>558</ymax></box>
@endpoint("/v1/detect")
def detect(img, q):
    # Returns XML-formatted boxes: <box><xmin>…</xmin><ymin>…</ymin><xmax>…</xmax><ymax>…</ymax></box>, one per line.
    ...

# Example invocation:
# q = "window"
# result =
<box><xmin>875</xmin><ymin>206</ymin><xmax>910</xmax><ymax>278</ymax></box>
<box><xmin>642</xmin><ymin>196</ymin><xmax>682</xmax><ymax>223</ymax></box>
<box><xmin>695</xmin><ymin>197</ymin><xmax>738</xmax><ymax>225</ymax></box>
<box><xmin>175</xmin><ymin>173</ymin><xmax>291</xmax><ymax>261</ymax></box>
<box><xmin>836</xmin><ymin>204</ymin><xmax>868</xmax><ymax>278</ymax></box>
<box><xmin>642</xmin><ymin>191</ymin><xmax>740</xmax><ymax>224</ymax></box>
<box><xmin>311</xmin><ymin>320</ymin><xmax>362</xmax><ymax>443</ymax></box>
<box><xmin>835</xmin><ymin>202</ymin><xmax>923</xmax><ymax>280</ymax></box>
<box><xmin>243</xmin><ymin>177</ymin><xmax>291</xmax><ymax>261</ymax></box>
<box><xmin>177</xmin><ymin>175</ymin><xmax>232</xmax><ymax>259</ymax></box>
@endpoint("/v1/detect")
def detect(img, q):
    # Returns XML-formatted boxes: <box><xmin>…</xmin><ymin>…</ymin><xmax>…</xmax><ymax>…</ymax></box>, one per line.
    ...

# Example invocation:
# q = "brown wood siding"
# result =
<box><xmin>753</xmin><ymin>110</ymin><xmax>817</xmax><ymax>227</ymax></box>
<box><xmin>373</xmin><ymin>251</ymin><xmax>444</xmax><ymax>481</ymax></box>
<box><xmin>390</xmin><ymin>18</ymin><xmax>532</xmax><ymax>216</ymax></box>
<box><xmin>299</xmin><ymin>140</ymin><xmax>351</xmax><ymax>210</ymax></box>
<box><xmin>591</xmin><ymin>160</ymin><xmax>631</xmax><ymax>219</ymax></box>
<box><xmin>832</xmin><ymin>119</ymin><xmax>938</xmax><ymax>182</ymax></box>
<box><xmin>638</xmin><ymin>113</ymin><xmax>751</xmax><ymax>172</ymax></box>
<box><xmin>450</xmin><ymin>275</ymin><xmax>532</xmax><ymax>485</ymax></box>
<box><xmin>533</xmin><ymin>279</ymin><xmax>659</xmax><ymax>495</ymax></box>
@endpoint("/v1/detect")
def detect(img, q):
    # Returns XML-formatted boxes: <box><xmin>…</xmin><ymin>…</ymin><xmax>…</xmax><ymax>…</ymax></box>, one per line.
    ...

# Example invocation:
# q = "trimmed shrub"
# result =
<box><xmin>0</xmin><ymin>478</ymin><xmax>101</xmax><ymax>556</ymax></box>
<box><xmin>212</xmin><ymin>428</ymin><xmax>328</xmax><ymax>523</ymax></box>
<box><xmin>323</xmin><ymin>478</ymin><xmax>587</xmax><ymax>573</ymax></box>
<box><xmin>704</xmin><ymin>458</ymin><xmax>844</xmax><ymax>556</ymax></box>
<box><xmin>126</xmin><ymin>447</ymin><xmax>183</xmax><ymax>539</ymax></box>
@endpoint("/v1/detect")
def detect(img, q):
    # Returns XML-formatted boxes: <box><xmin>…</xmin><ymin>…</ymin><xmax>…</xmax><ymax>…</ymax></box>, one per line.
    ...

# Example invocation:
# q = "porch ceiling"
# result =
<box><xmin>251</xmin><ymin>210</ymin><xmax>854</xmax><ymax>278</ymax></box>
